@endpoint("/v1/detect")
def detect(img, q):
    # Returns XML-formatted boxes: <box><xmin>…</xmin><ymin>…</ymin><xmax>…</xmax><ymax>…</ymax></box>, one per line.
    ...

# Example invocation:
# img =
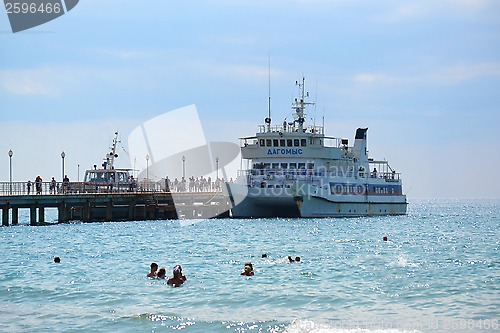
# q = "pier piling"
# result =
<box><xmin>12</xmin><ymin>207</ymin><xmax>18</xmax><ymax>225</ymax></box>
<box><xmin>30</xmin><ymin>206</ymin><xmax>36</xmax><ymax>226</ymax></box>
<box><xmin>2</xmin><ymin>204</ymin><xmax>9</xmax><ymax>226</ymax></box>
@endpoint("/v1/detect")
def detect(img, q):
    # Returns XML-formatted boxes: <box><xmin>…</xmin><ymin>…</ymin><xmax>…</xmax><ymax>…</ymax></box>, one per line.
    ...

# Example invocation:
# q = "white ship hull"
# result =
<box><xmin>227</xmin><ymin>182</ymin><xmax>407</xmax><ymax>218</ymax></box>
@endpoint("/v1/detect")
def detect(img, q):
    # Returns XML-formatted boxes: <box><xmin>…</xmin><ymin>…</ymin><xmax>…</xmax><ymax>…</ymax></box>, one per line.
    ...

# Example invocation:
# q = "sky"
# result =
<box><xmin>1</xmin><ymin>0</ymin><xmax>499</xmax><ymax>199</ymax></box>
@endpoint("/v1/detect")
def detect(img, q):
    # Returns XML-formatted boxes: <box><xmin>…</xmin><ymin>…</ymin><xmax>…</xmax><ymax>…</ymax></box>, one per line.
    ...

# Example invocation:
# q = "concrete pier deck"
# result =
<box><xmin>0</xmin><ymin>182</ymin><xmax>231</xmax><ymax>225</ymax></box>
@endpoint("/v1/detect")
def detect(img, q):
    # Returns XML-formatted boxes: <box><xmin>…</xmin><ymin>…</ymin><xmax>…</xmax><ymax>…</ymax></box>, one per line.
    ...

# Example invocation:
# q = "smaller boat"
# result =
<box><xmin>81</xmin><ymin>132</ymin><xmax>134</xmax><ymax>193</ymax></box>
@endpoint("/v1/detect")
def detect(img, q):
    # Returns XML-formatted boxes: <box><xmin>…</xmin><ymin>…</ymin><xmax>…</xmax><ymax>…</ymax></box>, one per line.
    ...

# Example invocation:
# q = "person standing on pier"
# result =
<box><xmin>27</xmin><ymin>180</ymin><xmax>32</xmax><ymax>195</ymax></box>
<box><xmin>63</xmin><ymin>175</ymin><xmax>69</xmax><ymax>194</ymax></box>
<box><xmin>35</xmin><ymin>176</ymin><xmax>42</xmax><ymax>194</ymax></box>
<box><xmin>109</xmin><ymin>173</ymin><xmax>115</xmax><ymax>192</ymax></box>
<box><xmin>50</xmin><ymin>177</ymin><xmax>57</xmax><ymax>194</ymax></box>
<box><xmin>165</xmin><ymin>176</ymin><xmax>171</xmax><ymax>192</ymax></box>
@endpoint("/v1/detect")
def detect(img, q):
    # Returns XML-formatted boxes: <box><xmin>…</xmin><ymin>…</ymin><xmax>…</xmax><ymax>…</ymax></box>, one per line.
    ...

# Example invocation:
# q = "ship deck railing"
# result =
<box><xmin>257</xmin><ymin>124</ymin><xmax>324</xmax><ymax>135</ymax></box>
<box><xmin>238</xmin><ymin>169</ymin><xmax>402</xmax><ymax>181</ymax></box>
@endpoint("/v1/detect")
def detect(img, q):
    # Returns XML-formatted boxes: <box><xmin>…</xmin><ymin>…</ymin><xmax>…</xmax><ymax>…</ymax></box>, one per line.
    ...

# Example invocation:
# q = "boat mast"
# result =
<box><xmin>265</xmin><ymin>54</ymin><xmax>272</xmax><ymax>132</ymax></box>
<box><xmin>293</xmin><ymin>76</ymin><xmax>314</xmax><ymax>133</ymax></box>
<box><xmin>106</xmin><ymin>131</ymin><xmax>119</xmax><ymax>169</ymax></box>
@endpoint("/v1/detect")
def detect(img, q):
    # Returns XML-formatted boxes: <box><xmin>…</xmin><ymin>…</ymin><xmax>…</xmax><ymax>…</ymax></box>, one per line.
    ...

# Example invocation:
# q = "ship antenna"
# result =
<box><xmin>265</xmin><ymin>52</ymin><xmax>272</xmax><ymax>132</ymax></box>
<box><xmin>313</xmin><ymin>79</ymin><xmax>318</xmax><ymax>130</ymax></box>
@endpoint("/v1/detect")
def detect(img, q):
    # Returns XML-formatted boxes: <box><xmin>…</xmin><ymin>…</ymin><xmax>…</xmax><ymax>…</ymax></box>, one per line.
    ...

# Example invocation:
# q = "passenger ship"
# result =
<box><xmin>227</xmin><ymin>77</ymin><xmax>407</xmax><ymax>218</ymax></box>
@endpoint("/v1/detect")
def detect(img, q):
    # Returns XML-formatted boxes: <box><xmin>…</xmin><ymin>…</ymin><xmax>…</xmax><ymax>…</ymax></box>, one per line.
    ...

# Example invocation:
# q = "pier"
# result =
<box><xmin>0</xmin><ymin>181</ymin><xmax>231</xmax><ymax>226</ymax></box>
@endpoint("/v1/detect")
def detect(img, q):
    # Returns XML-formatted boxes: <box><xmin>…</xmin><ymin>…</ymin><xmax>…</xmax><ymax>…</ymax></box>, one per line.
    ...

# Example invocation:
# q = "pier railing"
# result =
<box><xmin>0</xmin><ymin>181</ymin><xmax>223</xmax><ymax>196</ymax></box>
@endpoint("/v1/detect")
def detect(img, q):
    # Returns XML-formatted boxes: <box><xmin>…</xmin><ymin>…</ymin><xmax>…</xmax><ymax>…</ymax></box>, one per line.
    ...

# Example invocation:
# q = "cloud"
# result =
<box><xmin>0</xmin><ymin>68</ymin><xmax>59</xmax><ymax>96</ymax></box>
<box><xmin>95</xmin><ymin>48</ymin><xmax>157</xmax><ymax>61</ymax></box>
<box><xmin>433</xmin><ymin>62</ymin><xmax>500</xmax><ymax>84</ymax></box>
<box><xmin>353</xmin><ymin>62</ymin><xmax>500</xmax><ymax>85</ymax></box>
<box><xmin>373</xmin><ymin>0</ymin><xmax>499</xmax><ymax>23</ymax></box>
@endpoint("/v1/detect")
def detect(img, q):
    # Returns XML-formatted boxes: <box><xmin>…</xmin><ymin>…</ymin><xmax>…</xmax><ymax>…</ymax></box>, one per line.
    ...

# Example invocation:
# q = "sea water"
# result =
<box><xmin>0</xmin><ymin>199</ymin><xmax>498</xmax><ymax>333</ymax></box>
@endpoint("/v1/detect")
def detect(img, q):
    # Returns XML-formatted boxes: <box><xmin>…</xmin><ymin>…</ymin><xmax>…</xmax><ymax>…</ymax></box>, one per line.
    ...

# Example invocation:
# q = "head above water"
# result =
<box><xmin>54</xmin><ymin>256</ymin><xmax>60</xmax><ymax>263</ymax></box>
<box><xmin>150</xmin><ymin>262</ymin><xmax>158</xmax><ymax>271</ymax></box>
<box><xmin>157</xmin><ymin>268</ymin><xmax>166</xmax><ymax>279</ymax></box>
<box><xmin>173</xmin><ymin>265</ymin><xmax>182</xmax><ymax>277</ymax></box>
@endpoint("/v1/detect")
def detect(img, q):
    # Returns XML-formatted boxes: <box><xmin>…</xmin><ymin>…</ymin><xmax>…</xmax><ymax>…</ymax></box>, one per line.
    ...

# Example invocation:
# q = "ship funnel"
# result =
<box><xmin>353</xmin><ymin>128</ymin><xmax>368</xmax><ymax>162</ymax></box>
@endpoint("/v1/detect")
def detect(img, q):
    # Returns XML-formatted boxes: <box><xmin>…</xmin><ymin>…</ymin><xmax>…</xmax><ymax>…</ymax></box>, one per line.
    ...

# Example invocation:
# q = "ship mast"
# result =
<box><xmin>265</xmin><ymin>54</ymin><xmax>272</xmax><ymax>132</ymax></box>
<box><xmin>292</xmin><ymin>76</ymin><xmax>315</xmax><ymax>133</ymax></box>
<box><xmin>105</xmin><ymin>132</ymin><xmax>120</xmax><ymax>169</ymax></box>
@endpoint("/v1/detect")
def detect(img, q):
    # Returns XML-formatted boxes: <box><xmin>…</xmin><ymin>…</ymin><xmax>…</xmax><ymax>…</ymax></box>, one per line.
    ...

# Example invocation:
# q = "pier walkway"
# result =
<box><xmin>0</xmin><ymin>181</ymin><xmax>231</xmax><ymax>226</ymax></box>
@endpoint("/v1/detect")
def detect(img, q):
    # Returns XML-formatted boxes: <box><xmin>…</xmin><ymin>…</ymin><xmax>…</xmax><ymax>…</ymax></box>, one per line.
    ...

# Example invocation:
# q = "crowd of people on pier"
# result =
<box><xmin>164</xmin><ymin>176</ymin><xmax>230</xmax><ymax>193</ymax></box>
<box><xmin>18</xmin><ymin>174</ymin><xmax>231</xmax><ymax>195</ymax></box>
<box><xmin>25</xmin><ymin>175</ymin><xmax>71</xmax><ymax>195</ymax></box>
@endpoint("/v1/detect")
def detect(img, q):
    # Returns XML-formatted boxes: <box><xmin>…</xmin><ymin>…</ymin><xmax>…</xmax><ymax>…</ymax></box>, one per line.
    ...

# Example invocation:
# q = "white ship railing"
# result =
<box><xmin>237</xmin><ymin>169</ymin><xmax>402</xmax><ymax>183</ymax></box>
<box><xmin>258</xmin><ymin>124</ymin><xmax>324</xmax><ymax>135</ymax></box>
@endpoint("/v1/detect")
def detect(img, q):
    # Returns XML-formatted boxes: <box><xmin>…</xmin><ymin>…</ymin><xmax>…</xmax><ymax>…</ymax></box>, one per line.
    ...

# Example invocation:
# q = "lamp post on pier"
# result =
<box><xmin>8</xmin><ymin>149</ymin><xmax>13</xmax><ymax>195</ymax></box>
<box><xmin>61</xmin><ymin>151</ymin><xmax>66</xmax><ymax>181</ymax></box>
<box><xmin>182</xmin><ymin>155</ymin><xmax>186</xmax><ymax>179</ymax></box>
<box><xmin>146</xmin><ymin>154</ymin><xmax>150</xmax><ymax>191</ymax></box>
<box><xmin>216</xmin><ymin>157</ymin><xmax>219</xmax><ymax>180</ymax></box>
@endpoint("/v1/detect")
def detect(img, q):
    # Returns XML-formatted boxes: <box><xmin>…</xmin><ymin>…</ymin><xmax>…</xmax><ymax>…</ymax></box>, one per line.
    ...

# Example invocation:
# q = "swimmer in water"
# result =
<box><xmin>157</xmin><ymin>267</ymin><xmax>166</xmax><ymax>279</ymax></box>
<box><xmin>174</xmin><ymin>265</ymin><xmax>187</xmax><ymax>282</ymax></box>
<box><xmin>241</xmin><ymin>262</ymin><xmax>254</xmax><ymax>276</ymax></box>
<box><xmin>167</xmin><ymin>265</ymin><xmax>185</xmax><ymax>287</ymax></box>
<box><xmin>147</xmin><ymin>262</ymin><xmax>158</xmax><ymax>278</ymax></box>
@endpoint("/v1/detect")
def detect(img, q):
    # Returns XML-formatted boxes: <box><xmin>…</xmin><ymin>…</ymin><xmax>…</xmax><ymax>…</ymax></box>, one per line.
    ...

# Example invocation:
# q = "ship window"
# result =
<box><xmin>272</xmin><ymin>163</ymin><xmax>279</xmax><ymax>169</ymax></box>
<box><xmin>266</xmin><ymin>139</ymin><xmax>272</xmax><ymax>147</ymax></box>
<box><xmin>280</xmin><ymin>163</ymin><xmax>287</xmax><ymax>169</ymax></box>
<box><xmin>117</xmin><ymin>172</ymin><xmax>127</xmax><ymax>182</ymax></box>
<box><xmin>298</xmin><ymin>163</ymin><xmax>306</xmax><ymax>169</ymax></box>
<box><xmin>259</xmin><ymin>139</ymin><xmax>265</xmax><ymax>146</ymax></box>
<box><xmin>294</xmin><ymin>139</ymin><xmax>300</xmax><ymax>147</ymax></box>
<box><xmin>289</xmin><ymin>163</ymin><xmax>297</xmax><ymax>169</ymax></box>
<box><xmin>273</xmin><ymin>139</ymin><xmax>279</xmax><ymax>147</ymax></box>
<box><xmin>301</xmin><ymin>139</ymin><xmax>307</xmax><ymax>146</ymax></box>
<box><xmin>263</xmin><ymin>163</ymin><xmax>271</xmax><ymax>169</ymax></box>
<box><xmin>280</xmin><ymin>139</ymin><xmax>286</xmax><ymax>147</ymax></box>
<box><xmin>307</xmin><ymin>163</ymin><xmax>314</xmax><ymax>169</ymax></box>
<box><xmin>287</xmin><ymin>139</ymin><xmax>293</xmax><ymax>147</ymax></box>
